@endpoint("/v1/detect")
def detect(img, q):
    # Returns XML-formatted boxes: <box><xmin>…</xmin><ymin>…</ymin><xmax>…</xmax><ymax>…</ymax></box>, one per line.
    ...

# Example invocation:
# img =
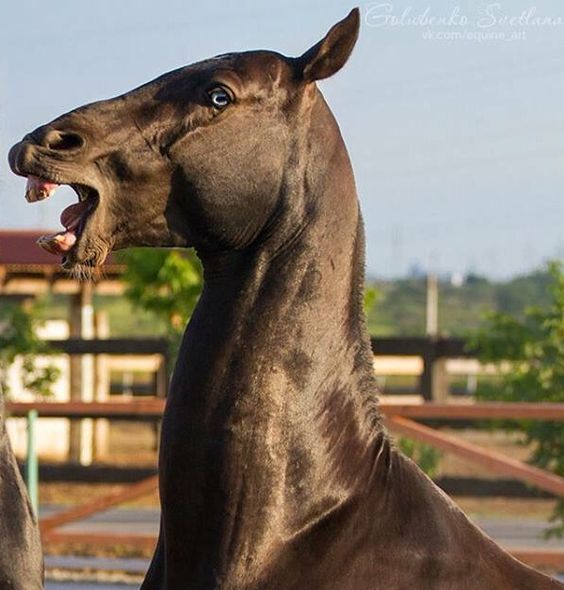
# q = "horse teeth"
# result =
<box><xmin>24</xmin><ymin>177</ymin><xmax>59</xmax><ymax>203</ymax></box>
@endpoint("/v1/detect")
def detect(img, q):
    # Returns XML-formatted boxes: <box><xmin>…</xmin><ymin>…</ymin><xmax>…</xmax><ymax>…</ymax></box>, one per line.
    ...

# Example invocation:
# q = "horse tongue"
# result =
<box><xmin>36</xmin><ymin>201</ymin><xmax>89</xmax><ymax>257</ymax></box>
<box><xmin>36</xmin><ymin>201</ymin><xmax>89</xmax><ymax>256</ymax></box>
<box><xmin>61</xmin><ymin>201</ymin><xmax>89</xmax><ymax>230</ymax></box>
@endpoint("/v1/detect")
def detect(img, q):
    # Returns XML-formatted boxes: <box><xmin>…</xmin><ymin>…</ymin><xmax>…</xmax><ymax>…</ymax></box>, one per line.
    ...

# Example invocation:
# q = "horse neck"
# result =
<box><xmin>165</xmin><ymin>94</ymin><xmax>382</xmax><ymax>571</ymax></box>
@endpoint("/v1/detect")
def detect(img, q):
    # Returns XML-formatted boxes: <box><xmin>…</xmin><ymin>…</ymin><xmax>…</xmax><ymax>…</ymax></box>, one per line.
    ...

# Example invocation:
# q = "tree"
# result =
<box><xmin>0</xmin><ymin>301</ymin><xmax>60</xmax><ymax>399</ymax></box>
<box><xmin>363</xmin><ymin>285</ymin><xmax>379</xmax><ymax>316</ymax></box>
<box><xmin>119</xmin><ymin>249</ymin><xmax>203</xmax><ymax>355</ymax></box>
<box><xmin>397</xmin><ymin>437</ymin><xmax>441</xmax><ymax>478</ymax></box>
<box><xmin>472</xmin><ymin>261</ymin><xmax>564</xmax><ymax>536</ymax></box>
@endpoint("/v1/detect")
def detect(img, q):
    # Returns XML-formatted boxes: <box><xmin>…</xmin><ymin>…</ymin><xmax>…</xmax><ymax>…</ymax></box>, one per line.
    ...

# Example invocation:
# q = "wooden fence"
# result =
<box><xmin>6</xmin><ymin>399</ymin><xmax>564</xmax><ymax>571</ymax></box>
<box><xmin>42</xmin><ymin>335</ymin><xmax>477</xmax><ymax>401</ymax></box>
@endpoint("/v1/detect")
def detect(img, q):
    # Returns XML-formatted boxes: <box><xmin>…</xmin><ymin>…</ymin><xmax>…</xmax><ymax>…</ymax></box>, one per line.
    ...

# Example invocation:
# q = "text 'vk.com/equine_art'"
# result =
<box><xmin>8</xmin><ymin>8</ymin><xmax>563</xmax><ymax>590</ymax></box>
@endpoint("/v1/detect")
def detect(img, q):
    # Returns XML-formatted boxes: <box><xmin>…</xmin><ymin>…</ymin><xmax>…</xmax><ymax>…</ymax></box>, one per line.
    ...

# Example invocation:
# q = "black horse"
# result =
<box><xmin>0</xmin><ymin>395</ymin><xmax>43</xmax><ymax>589</ymax></box>
<box><xmin>9</xmin><ymin>9</ymin><xmax>562</xmax><ymax>589</ymax></box>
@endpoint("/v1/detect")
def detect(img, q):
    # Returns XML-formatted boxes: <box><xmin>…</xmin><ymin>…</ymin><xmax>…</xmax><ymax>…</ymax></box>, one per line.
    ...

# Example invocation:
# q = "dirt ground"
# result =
<box><xmin>437</xmin><ymin>427</ymin><xmax>533</xmax><ymax>479</ymax></box>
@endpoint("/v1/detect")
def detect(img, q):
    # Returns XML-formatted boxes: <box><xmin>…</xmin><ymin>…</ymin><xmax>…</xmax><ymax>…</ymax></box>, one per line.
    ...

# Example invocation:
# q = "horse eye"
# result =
<box><xmin>208</xmin><ymin>87</ymin><xmax>231</xmax><ymax>109</ymax></box>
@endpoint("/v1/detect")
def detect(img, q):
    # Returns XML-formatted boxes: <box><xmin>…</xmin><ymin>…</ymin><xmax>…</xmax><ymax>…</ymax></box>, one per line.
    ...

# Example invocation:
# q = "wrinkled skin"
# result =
<box><xmin>0</xmin><ymin>397</ymin><xmax>43</xmax><ymax>589</ymax></box>
<box><xmin>8</xmin><ymin>9</ymin><xmax>562</xmax><ymax>590</ymax></box>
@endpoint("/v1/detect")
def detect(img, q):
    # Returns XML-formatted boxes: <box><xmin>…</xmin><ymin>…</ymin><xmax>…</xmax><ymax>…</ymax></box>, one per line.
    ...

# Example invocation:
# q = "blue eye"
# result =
<box><xmin>209</xmin><ymin>87</ymin><xmax>231</xmax><ymax>109</ymax></box>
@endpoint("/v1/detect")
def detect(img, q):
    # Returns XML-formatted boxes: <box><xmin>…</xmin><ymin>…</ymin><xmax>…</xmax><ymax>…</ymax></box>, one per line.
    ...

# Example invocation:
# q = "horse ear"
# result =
<box><xmin>296</xmin><ymin>8</ymin><xmax>360</xmax><ymax>82</ymax></box>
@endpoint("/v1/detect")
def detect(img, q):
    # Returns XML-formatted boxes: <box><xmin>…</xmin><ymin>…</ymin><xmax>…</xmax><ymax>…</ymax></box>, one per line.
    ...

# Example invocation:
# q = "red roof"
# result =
<box><xmin>0</xmin><ymin>230</ymin><xmax>119</xmax><ymax>267</ymax></box>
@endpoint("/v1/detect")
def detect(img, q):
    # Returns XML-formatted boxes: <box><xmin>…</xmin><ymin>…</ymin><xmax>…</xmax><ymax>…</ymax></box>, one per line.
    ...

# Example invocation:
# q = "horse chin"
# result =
<box><xmin>61</xmin><ymin>231</ymin><xmax>112</xmax><ymax>280</ymax></box>
<box><xmin>62</xmin><ymin>261</ymin><xmax>101</xmax><ymax>281</ymax></box>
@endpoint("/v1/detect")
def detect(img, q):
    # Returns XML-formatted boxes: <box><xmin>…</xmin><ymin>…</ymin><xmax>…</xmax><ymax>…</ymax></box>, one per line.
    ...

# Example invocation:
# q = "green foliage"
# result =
<box><xmin>398</xmin><ymin>437</ymin><xmax>442</xmax><ymax>478</ymax></box>
<box><xmin>366</xmin><ymin>278</ymin><xmax>426</xmax><ymax>336</ymax></box>
<box><xmin>365</xmin><ymin>269</ymin><xmax>554</xmax><ymax>336</ymax></box>
<box><xmin>119</xmin><ymin>249</ymin><xmax>203</xmax><ymax>357</ymax></box>
<box><xmin>38</xmin><ymin>265</ymin><xmax>555</xmax><ymax>341</ymax></box>
<box><xmin>471</xmin><ymin>261</ymin><xmax>564</xmax><ymax>536</ymax></box>
<box><xmin>0</xmin><ymin>301</ymin><xmax>60</xmax><ymax>399</ymax></box>
<box><xmin>363</xmin><ymin>285</ymin><xmax>379</xmax><ymax>316</ymax></box>
<box><xmin>120</xmin><ymin>249</ymin><xmax>203</xmax><ymax>332</ymax></box>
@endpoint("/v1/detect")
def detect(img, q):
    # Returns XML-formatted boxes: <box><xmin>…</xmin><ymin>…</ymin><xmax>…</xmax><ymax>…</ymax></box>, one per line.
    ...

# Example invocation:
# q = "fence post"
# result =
<box><xmin>26</xmin><ymin>409</ymin><xmax>38</xmax><ymax>516</ymax></box>
<box><xmin>419</xmin><ymin>339</ymin><xmax>435</xmax><ymax>401</ymax></box>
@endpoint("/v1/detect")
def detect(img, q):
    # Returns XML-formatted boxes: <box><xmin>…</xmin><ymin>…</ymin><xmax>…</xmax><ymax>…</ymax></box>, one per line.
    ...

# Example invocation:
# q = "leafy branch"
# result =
<box><xmin>471</xmin><ymin>261</ymin><xmax>564</xmax><ymax>536</ymax></box>
<box><xmin>0</xmin><ymin>301</ymin><xmax>60</xmax><ymax>399</ymax></box>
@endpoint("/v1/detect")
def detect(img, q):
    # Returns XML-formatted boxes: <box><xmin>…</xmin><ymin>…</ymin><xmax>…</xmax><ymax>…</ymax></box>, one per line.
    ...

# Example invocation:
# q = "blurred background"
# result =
<box><xmin>1</xmin><ymin>1</ymin><xmax>563</xmax><ymax>587</ymax></box>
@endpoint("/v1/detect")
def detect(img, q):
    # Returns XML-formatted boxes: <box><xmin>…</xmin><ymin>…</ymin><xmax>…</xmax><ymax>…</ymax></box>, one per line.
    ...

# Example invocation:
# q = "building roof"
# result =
<box><xmin>0</xmin><ymin>230</ymin><xmax>119</xmax><ymax>268</ymax></box>
<box><xmin>0</xmin><ymin>230</ymin><xmax>124</xmax><ymax>296</ymax></box>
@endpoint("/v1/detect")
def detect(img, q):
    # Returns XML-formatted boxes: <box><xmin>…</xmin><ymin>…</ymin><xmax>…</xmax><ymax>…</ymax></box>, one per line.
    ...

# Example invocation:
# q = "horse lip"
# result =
<box><xmin>8</xmin><ymin>140</ymin><xmax>35</xmax><ymax>178</ymax></box>
<box><xmin>7</xmin><ymin>140</ymin><xmax>60</xmax><ymax>180</ymax></box>
<box><xmin>9</xmin><ymin>139</ymin><xmax>105</xmax><ymax>265</ymax></box>
<box><xmin>8</xmin><ymin>139</ymin><xmax>94</xmax><ymax>186</ymax></box>
<box><xmin>61</xmin><ymin>201</ymin><xmax>110</xmax><ymax>270</ymax></box>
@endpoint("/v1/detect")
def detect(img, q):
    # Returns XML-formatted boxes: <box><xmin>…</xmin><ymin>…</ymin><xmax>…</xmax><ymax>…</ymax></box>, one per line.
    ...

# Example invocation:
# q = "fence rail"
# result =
<box><xmin>386</xmin><ymin>415</ymin><xmax>564</xmax><ymax>497</ymax></box>
<box><xmin>46</xmin><ymin>337</ymin><xmax>169</xmax><ymax>356</ymax></box>
<box><xmin>7</xmin><ymin>400</ymin><xmax>165</xmax><ymax>420</ymax></box>
<box><xmin>379</xmin><ymin>402</ymin><xmax>564</xmax><ymax>421</ymax></box>
<box><xmin>8</xmin><ymin>400</ymin><xmax>564</xmax><ymax>420</ymax></box>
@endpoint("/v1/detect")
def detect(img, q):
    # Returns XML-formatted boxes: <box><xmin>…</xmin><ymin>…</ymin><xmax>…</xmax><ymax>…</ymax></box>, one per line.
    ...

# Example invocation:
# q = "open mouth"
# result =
<box><xmin>25</xmin><ymin>175</ymin><xmax>99</xmax><ymax>260</ymax></box>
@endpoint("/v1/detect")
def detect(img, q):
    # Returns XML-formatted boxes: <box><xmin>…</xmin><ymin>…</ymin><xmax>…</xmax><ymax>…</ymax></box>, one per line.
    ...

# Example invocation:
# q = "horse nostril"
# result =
<box><xmin>44</xmin><ymin>129</ymin><xmax>85</xmax><ymax>152</ymax></box>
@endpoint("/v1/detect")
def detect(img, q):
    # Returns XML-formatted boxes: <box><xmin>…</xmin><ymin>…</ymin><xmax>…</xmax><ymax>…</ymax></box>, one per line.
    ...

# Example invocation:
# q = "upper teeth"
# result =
<box><xmin>25</xmin><ymin>176</ymin><xmax>60</xmax><ymax>203</ymax></box>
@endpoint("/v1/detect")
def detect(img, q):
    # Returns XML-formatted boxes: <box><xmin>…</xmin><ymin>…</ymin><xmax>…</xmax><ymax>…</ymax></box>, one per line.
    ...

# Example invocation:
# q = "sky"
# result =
<box><xmin>1</xmin><ymin>0</ymin><xmax>563</xmax><ymax>278</ymax></box>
